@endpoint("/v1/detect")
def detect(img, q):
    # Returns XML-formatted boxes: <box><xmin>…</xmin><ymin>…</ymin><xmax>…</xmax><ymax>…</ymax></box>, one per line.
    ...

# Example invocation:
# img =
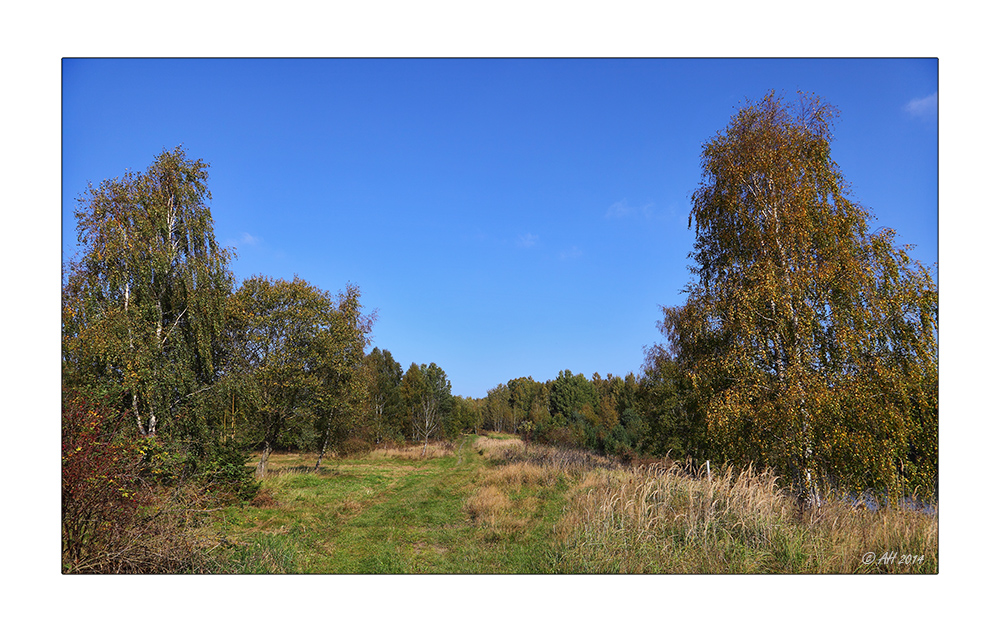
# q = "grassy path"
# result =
<box><xmin>212</xmin><ymin>435</ymin><xmax>568</xmax><ymax>573</ymax></box>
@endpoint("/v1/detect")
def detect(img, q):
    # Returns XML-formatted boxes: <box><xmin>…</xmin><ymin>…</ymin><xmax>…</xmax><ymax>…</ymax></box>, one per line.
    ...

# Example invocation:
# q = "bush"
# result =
<box><xmin>195</xmin><ymin>440</ymin><xmax>261</xmax><ymax>502</ymax></box>
<box><xmin>62</xmin><ymin>389</ymin><xmax>215</xmax><ymax>573</ymax></box>
<box><xmin>62</xmin><ymin>390</ymin><xmax>148</xmax><ymax>572</ymax></box>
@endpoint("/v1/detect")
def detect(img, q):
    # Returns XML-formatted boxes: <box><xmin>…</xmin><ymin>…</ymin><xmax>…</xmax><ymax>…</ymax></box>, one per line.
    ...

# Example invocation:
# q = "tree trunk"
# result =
<box><xmin>373</xmin><ymin>400</ymin><xmax>385</xmax><ymax>444</ymax></box>
<box><xmin>764</xmin><ymin>194</ymin><xmax>820</xmax><ymax>506</ymax></box>
<box><xmin>132</xmin><ymin>393</ymin><xmax>145</xmax><ymax>436</ymax></box>
<box><xmin>256</xmin><ymin>441</ymin><xmax>273</xmax><ymax>478</ymax></box>
<box><xmin>315</xmin><ymin>422</ymin><xmax>331</xmax><ymax>472</ymax></box>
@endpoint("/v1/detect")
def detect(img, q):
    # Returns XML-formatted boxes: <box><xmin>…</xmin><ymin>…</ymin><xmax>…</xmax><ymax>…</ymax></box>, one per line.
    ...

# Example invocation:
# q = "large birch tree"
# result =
<box><xmin>63</xmin><ymin>147</ymin><xmax>233</xmax><ymax>437</ymax></box>
<box><xmin>659</xmin><ymin>92</ymin><xmax>938</xmax><ymax>502</ymax></box>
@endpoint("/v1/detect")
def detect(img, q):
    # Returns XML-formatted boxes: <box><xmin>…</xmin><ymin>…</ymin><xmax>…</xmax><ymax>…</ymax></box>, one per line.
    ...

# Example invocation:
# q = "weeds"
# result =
<box><xmin>209</xmin><ymin>534</ymin><xmax>300</xmax><ymax>573</ymax></box>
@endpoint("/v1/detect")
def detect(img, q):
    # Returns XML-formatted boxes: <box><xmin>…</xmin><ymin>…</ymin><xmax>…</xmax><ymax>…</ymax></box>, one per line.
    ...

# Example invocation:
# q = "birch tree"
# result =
<box><xmin>63</xmin><ymin>147</ymin><xmax>233</xmax><ymax>437</ymax></box>
<box><xmin>362</xmin><ymin>347</ymin><xmax>404</xmax><ymax>444</ymax></box>
<box><xmin>312</xmin><ymin>284</ymin><xmax>374</xmax><ymax>471</ymax></box>
<box><xmin>660</xmin><ymin>92</ymin><xmax>938</xmax><ymax>502</ymax></box>
<box><xmin>400</xmin><ymin>363</ymin><xmax>453</xmax><ymax>455</ymax></box>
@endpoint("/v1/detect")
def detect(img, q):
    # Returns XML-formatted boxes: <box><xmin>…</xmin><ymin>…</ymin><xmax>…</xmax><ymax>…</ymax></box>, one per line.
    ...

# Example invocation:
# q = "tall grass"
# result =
<box><xmin>553</xmin><ymin>461</ymin><xmax>937</xmax><ymax>573</ymax></box>
<box><xmin>476</xmin><ymin>435</ymin><xmax>621</xmax><ymax>473</ymax></box>
<box><xmin>208</xmin><ymin>534</ymin><xmax>300</xmax><ymax>573</ymax></box>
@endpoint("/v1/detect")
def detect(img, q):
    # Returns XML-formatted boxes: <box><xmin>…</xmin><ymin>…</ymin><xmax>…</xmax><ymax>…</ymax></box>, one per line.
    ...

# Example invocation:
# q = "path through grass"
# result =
<box><xmin>206</xmin><ymin>435</ymin><xmax>937</xmax><ymax>573</ymax></box>
<box><xmin>210</xmin><ymin>435</ymin><xmax>568</xmax><ymax>573</ymax></box>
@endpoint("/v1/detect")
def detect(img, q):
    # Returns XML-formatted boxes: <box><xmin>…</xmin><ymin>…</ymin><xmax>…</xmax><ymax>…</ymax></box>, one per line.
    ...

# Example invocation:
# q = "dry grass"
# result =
<box><xmin>464</xmin><ymin>437</ymin><xmax>569</xmax><ymax>537</ymax></box>
<box><xmin>797</xmin><ymin>498</ymin><xmax>939</xmax><ymax>573</ymax></box>
<box><xmin>473</xmin><ymin>435</ymin><xmax>525</xmax><ymax>456</ymax></box>
<box><xmin>554</xmin><ymin>462</ymin><xmax>938</xmax><ymax>573</ymax></box>
<box><xmin>478</xmin><ymin>436</ymin><xmax>622</xmax><ymax>475</ymax></box>
<box><xmin>480</xmin><ymin>462</ymin><xmax>560</xmax><ymax>489</ymax></box>
<box><xmin>370</xmin><ymin>442</ymin><xmax>455</xmax><ymax>460</ymax></box>
<box><xmin>464</xmin><ymin>485</ymin><xmax>512</xmax><ymax>527</ymax></box>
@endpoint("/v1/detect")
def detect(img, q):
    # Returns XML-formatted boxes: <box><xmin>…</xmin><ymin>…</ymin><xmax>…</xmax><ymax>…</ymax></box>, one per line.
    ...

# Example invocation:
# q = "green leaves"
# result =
<box><xmin>222</xmin><ymin>276</ymin><xmax>374</xmax><ymax>474</ymax></box>
<box><xmin>400</xmin><ymin>362</ymin><xmax>453</xmax><ymax>449</ymax></box>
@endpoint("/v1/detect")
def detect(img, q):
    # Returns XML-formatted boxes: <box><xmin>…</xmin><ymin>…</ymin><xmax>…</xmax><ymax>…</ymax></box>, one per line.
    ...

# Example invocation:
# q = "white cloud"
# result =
<box><xmin>559</xmin><ymin>245</ymin><xmax>582</xmax><ymax>260</ymax></box>
<box><xmin>223</xmin><ymin>232</ymin><xmax>261</xmax><ymax>250</ymax></box>
<box><xmin>905</xmin><ymin>92</ymin><xmax>938</xmax><ymax>119</ymax></box>
<box><xmin>606</xmin><ymin>199</ymin><xmax>632</xmax><ymax>218</ymax></box>
<box><xmin>517</xmin><ymin>232</ymin><xmax>539</xmax><ymax>248</ymax></box>
<box><xmin>606</xmin><ymin>198</ymin><xmax>654</xmax><ymax>219</ymax></box>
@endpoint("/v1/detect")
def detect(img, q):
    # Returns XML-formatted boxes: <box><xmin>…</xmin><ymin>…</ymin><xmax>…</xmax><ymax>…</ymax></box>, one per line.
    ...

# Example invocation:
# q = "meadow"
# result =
<box><xmin>193</xmin><ymin>434</ymin><xmax>937</xmax><ymax>574</ymax></box>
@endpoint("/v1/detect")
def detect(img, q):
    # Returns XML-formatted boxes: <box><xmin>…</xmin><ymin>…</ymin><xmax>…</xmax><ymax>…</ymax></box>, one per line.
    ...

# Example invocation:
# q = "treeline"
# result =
<box><xmin>472</xmin><ymin>367</ymin><xmax>695</xmax><ymax>461</ymax></box>
<box><xmin>353</xmin><ymin>361</ymin><xmax>692</xmax><ymax>462</ymax></box>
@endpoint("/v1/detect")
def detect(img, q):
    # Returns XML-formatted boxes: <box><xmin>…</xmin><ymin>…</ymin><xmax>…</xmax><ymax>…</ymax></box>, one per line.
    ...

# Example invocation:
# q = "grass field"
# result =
<box><xmin>202</xmin><ymin>434</ymin><xmax>938</xmax><ymax>574</ymax></box>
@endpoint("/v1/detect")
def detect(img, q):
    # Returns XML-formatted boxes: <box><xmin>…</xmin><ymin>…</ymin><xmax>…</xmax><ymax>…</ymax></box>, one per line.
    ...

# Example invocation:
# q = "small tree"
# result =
<box><xmin>548</xmin><ymin>370</ymin><xmax>598</xmax><ymax>421</ymax></box>
<box><xmin>312</xmin><ymin>284</ymin><xmax>375</xmax><ymax>471</ymax></box>
<box><xmin>400</xmin><ymin>363</ymin><xmax>453</xmax><ymax>455</ymax></box>
<box><xmin>362</xmin><ymin>347</ymin><xmax>404</xmax><ymax>444</ymax></box>
<box><xmin>224</xmin><ymin>276</ymin><xmax>339</xmax><ymax>477</ymax></box>
<box><xmin>484</xmin><ymin>383</ymin><xmax>512</xmax><ymax>433</ymax></box>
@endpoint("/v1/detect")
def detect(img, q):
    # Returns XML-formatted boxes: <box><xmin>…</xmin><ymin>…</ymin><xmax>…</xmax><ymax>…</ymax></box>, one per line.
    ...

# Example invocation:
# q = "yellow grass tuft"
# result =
<box><xmin>473</xmin><ymin>435</ymin><xmax>525</xmax><ymax>456</ymax></box>
<box><xmin>464</xmin><ymin>485</ymin><xmax>512</xmax><ymax>527</ymax></box>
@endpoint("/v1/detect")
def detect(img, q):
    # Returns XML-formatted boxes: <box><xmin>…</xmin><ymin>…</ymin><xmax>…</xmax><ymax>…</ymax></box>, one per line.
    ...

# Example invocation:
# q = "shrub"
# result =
<box><xmin>62</xmin><ymin>390</ymin><xmax>149</xmax><ymax>572</ymax></box>
<box><xmin>341</xmin><ymin>435</ymin><xmax>373</xmax><ymax>457</ymax></box>
<box><xmin>195</xmin><ymin>440</ymin><xmax>261</xmax><ymax>502</ymax></box>
<box><xmin>62</xmin><ymin>389</ymin><xmax>215</xmax><ymax>573</ymax></box>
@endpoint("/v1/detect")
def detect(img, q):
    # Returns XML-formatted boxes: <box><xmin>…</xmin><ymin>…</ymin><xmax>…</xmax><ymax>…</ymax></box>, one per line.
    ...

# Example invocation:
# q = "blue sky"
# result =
<box><xmin>62</xmin><ymin>59</ymin><xmax>938</xmax><ymax>398</ymax></box>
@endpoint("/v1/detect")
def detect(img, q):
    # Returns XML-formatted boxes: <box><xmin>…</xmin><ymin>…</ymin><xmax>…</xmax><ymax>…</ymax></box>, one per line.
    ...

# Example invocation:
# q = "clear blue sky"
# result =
<box><xmin>62</xmin><ymin>58</ymin><xmax>938</xmax><ymax>398</ymax></box>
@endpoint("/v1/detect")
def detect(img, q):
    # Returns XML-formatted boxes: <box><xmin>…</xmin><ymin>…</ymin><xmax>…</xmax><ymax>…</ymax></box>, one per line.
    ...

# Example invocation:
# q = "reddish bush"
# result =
<box><xmin>62</xmin><ymin>390</ymin><xmax>149</xmax><ymax>572</ymax></box>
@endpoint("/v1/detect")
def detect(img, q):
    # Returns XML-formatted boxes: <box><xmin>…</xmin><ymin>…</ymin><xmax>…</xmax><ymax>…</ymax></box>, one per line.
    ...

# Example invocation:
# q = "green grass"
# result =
<box><xmin>202</xmin><ymin>435</ymin><xmax>937</xmax><ymax>574</ymax></box>
<box><xmin>205</xmin><ymin>436</ymin><xmax>566</xmax><ymax>573</ymax></box>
